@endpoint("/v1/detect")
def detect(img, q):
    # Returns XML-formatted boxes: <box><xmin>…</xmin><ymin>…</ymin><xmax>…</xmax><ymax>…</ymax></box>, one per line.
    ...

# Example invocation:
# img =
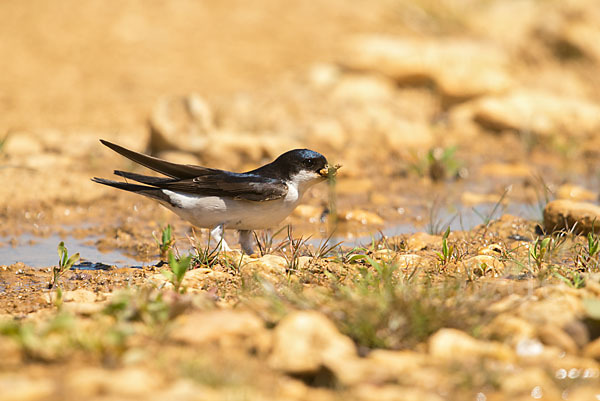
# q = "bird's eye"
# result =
<box><xmin>304</xmin><ymin>159</ymin><xmax>314</xmax><ymax>167</ymax></box>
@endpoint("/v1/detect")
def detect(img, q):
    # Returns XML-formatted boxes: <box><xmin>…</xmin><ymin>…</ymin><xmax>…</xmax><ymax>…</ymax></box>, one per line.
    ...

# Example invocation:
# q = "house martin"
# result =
<box><xmin>92</xmin><ymin>140</ymin><xmax>338</xmax><ymax>254</ymax></box>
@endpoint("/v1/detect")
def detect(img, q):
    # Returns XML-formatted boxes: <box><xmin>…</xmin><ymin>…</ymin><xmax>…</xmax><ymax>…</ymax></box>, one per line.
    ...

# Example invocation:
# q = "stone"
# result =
<box><xmin>341</xmin><ymin>35</ymin><xmax>512</xmax><ymax>100</ymax></box>
<box><xmin>62</xmin><ymin>289</ymin><xmax>97</xmax><ymax>303</ymax></box>
<box><xmin>269</xmin><ymin>311</ymin><xmax>359</xmax><ymax>381</ymax></box>
<box><xmin>407</xmin><ymin>232</ymin><xmax>439</xmax><ymax>251</ymax></box>
<box><xmin>66</xmin><ymin>367</ymin><xmax>162</xmax><ymax>397</ymax></box>
<box><xmin>354</xmin><ymin>384</ymin><xmax>444</xmax><ymax>401</ymax></box>
<box><xmin>331</xmin><ymin>74</ymin><xmax>396</xmax><ymax>103</ymax></box>
<box><xmin>429</xmin><ymin>328</ymin><xmax>515</xmax><ymax>362</ymax></box>
<box><xmin>473</xmin><ymin>89</ymin><xmax>600</xmax><ymax>138</ymax></box>
<box><xmin>556</xmin><ymin>184</ymin><xmax>596</xmax><ymax>202</ymax></box>
<box><xmin>170</xmin><ymin>310</ymin><xmax>265</xmax><ymax>346</ymax></box>
<box><xmin>583</xmin><ymin>336</ymin><xmax>600</xmax><ymax>360</ymax></box>
<box><xmin>482</xmin><ymin>314</ymin><xmax>536</xmax><ymax>345</ymax></box>
<box><xmin>335</xmin><ymin>179</ymin><xmax>374</xmax><ymax>195</ymax></box>
<box><xmin>544</xmin><ymin>199</ymin><xmax>600</xmax><ymax>235</ymax></box>
<box><xmin>0</xmin><ymin>374</ymin><xmax>55</xmax><ymax>401</ymax></box>
<box><xmin>365</xmin><ymin>349</ymin><xmax>427</xmax><ymax>378</ymax></box>
<box><xmin>460</xmin><ymin>191</ymin><xmax>507</xmax><ymax>206</ymax></box>
<box><xmin>292</xmin><ymin>204</ymin><xmax>323</xmax><ymax>223</ymax></box>
<box><xmin>479</xmin><ymin>162</ymin><xmax>531</xmax><ymax>178</ymax></box>
<box><xmin>499</xmin><ymin>368</ymin><xmax>560</xmax><ymax>400</ymax></box>
<box><xmin>537</xmin><ymin>324</ymin><xmax>579</xmax><ymax>354</ymax></box>
<box><xmin>308</xmin><ymin>63</ymin><xmax>340</xmax><ymax>89</ymax></box>
<box><xmin>338</xmin><ymin>209</ymin><xmax>384</xmax><ymax>225</ymax></box>
<box><xmin>383</xmin><ymin>119</ymin><xmax>435</xmax><ymax>150</ymax></box>
<box><xmin>462</xmin><ymin>255</ymin><xmax>505</xmax><ymax>277</ymax></box>
<box><xmin>240</xmin><ymin>254</ymin><xmax>288</xmax><ymax>282</ymax></box>
<box><xmin>307</xmin><ymin>118</ymin><xmax>347</xmax><ymax>149</ymax></box>
<box><xmin>3</xmin><ymin>132</ymin><xmax>44</xmax><ymax>156</ymax></box>
<box><xmin>395</xmin><ymin>254</ymin><xmax>425</xmax><ymax>270</ymax></box>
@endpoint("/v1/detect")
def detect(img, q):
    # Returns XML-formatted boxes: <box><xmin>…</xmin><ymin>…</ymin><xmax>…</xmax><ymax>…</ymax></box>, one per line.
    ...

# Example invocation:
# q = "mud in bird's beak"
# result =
<box><xmin>319</xmin><ymin>164</ymin><xmax>342</xmax><ymax>179</ymax></box>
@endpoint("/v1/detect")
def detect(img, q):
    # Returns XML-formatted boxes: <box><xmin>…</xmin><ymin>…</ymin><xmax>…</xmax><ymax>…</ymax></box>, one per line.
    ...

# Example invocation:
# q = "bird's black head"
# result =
<box><xmin>252</xmin><ymin>149</ymin><xmax>329</xmax><ymax>181</ymax></box>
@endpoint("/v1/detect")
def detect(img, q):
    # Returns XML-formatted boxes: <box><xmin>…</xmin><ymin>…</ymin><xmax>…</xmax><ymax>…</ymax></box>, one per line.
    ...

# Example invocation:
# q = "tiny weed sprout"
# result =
<box><xmin>154</xmin><ymin>224</ymin><xmax>175</xmax><ymax>260</ymax></box>
<box><xmin>49</xmin><ymin>241</ymin><xmax>80</xmax><ymax>289</ymax></box>
<box><xmin>161</xmin><ymin>251</ymin><xmax>192</xmax><ymax>293</ymax></box>
<box><xmin>436</xmin><ymin>227</ymin><xmax>455</xmax><ymax>267</ymax></box>
<box><xmin>529</xmin><ymin>237</ymin><xmax>552</xmax><ymax>270</ymax></box>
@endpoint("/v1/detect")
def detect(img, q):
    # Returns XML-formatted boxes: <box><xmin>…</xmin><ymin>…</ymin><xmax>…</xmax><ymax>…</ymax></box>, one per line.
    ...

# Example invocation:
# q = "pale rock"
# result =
<box><xmin>477</xmin><ymin>243</ymin><xmax>504</xmax><ymax>256</ymax></box>
<box><xmin>429</xmin><ymin>328</ymin><xmax>515</xmax><ymax>362</ymax></box>
<box><xmin>3</xmin><ymin>132</ymin><xmax>44</xmax><ymax>156</ymax></box>
<box><xmin>62</xmin><ymin>289</ymin><xmax>97</xmax><ymax>303</ymax></box>
<box><xmin>499</xmin><ymin>368</ymin><xmax>560</xmax><ymax>399</ymax></box>
<box><xmin>336</xmin><ymin>178</ymin><xmax>374</xmax><ymax>195</ymax></box>
<box><xmin>462</xmin><ymin>255</ymin><xmax>505</xmax><ymax>277</ymax></box>
<box><xmin>240</xmin><ymin>254</ymin><xmax>288</xmax><ymax>282</ymax></box>
<box><xmin>354</xmin><ymin>384</ymin><xmax>444</xmax><ymax>401</ymax></box>
<box><xmin>0</xmin><ymin>375</ymin><xmax>55</xmax><ymax>401</ymax></box>
<box><xmin>149</xmin><ymin>94</ymin><xmax>213</xmax><ymax>153</ymax></box>
<box><xmin>269</xmin><ymin>311</ymin><xmax>360</xmax><ymax>383</ymax></box>
<box><xmin>170</xmin><ymin>310</ymin><xmax>265</xmax><ymax>346</ymax></box>
<box><xmin>480</xmin><ymin>162</ymin><xmax>531</xmax><ymax>178</ymax></box>
<box><xmin>308</xmin><ymin>63</ymin><xmax>340</xmax><ymax>89</ymax></box>
<box><xmin>556</xmin><ymin>184</ymin><xmax>596</xmax><ymax>202</ymax></box>
<box><xmin>341</xmin><ymin>35</ymin><xmax>512</xmax><ymax>99</ymax></box>
<box><xmin>515</xmin><ymin>286</ymin><xmax>583</xmax><ymax>327</ymax></box>
<box><xmin>148</xmin><ymin>379</ymin><xmax>220</xmax><ymax>401</ymax></box>
<box><xmin>461</xmin><ymin>191</ymin><xmax>507</xmax><ymax>206</ymax></box>
<box><xmin>383</xmin><ymin>119</ymin><xmax>434</xmax><ymax>150</ymax></box>
<box><xmin>331</xmin><ymin>74</ymin><xmax>396</xmax><ymax>103</ymax></box>
<box><xmin>307</xmin><ymin>118</ymin><xmax>347</xmax><ymax>149</ymax></box>
<box><xmin>292</xmin><ymin>204</ymin><xmax>323</xmax><ymax>223</ymax></box>
<box><xmin>583</xmin><ymin>336</ymin><xmax>600</xmax><ymax>360</ymax></box>
<box><xmin>407</xmin><ymin>232</ymin><xmax>439</xmax><ymax>251</ymax></box>
<box><xmin>373</xmin><ymin>249</ymin><xmax>396</xmax><ymax>263</ymax></box>
<box><xmin>482</xmin><ymin>314</ymin><xmax>536</xmax><ymax>344</ymax></box>
<box><xmin>365</xmin><ymin>349</ymin><xmax>427</xmax><ymax>378</ymax></box>
<box><xmin>66</xmin><ymin>367</ymin><xmax>162</xmax><ymax>397</ymax></box>
<box><xmin>544</xmin><ymin>199</ymin><xmax>600</xmax><ymax>235</ymax></box>
<box><xmin>150</xmin><ymin>268</ymin><xmax>231</xmax><ymax>290</ymax></box>
<box><xmin>395</xmin><ymin>254</ymin><xmax>425</xmax><ymax>270</ymax></box>
<box><xmin>339</xmin><ymin>209</ymin><xmax>384</xmax><ymax>225</ymax></box>
<box><xmin>537</xmin><ymin>324</ymin><xmax>579</xmax><ymax>354</ymax></box>
<box><xmin>473</xmin><ymin>89</ymin><xmax>600</xmax><ymax>137</ymax></box>
<box><xmin>62</xmin><ymin>302</ymin><xmax>105</xmax><ymax>315</ymax></box>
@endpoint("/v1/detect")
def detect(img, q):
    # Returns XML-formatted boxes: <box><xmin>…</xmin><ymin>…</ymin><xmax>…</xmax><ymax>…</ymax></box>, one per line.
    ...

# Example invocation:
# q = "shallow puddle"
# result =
<box><xmin>0</xmin><ymin>233</ymin><xmax>142</xmax><ymax>268</ymax></box>
<box><xmin>0</xmin><ymin>201</ymin><xmax>541</xmax><ymax>268</ymax></box>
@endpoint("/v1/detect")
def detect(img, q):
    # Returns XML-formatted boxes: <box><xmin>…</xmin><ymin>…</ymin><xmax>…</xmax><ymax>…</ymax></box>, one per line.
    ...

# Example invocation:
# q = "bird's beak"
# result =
<box><xmin>319</xmin><ymin>164</ymin><xmax>342</xmax><ymax>178</ymax></box>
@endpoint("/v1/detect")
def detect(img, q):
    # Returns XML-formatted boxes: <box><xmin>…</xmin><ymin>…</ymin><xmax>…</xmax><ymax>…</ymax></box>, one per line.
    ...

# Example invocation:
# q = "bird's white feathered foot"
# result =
<box><xmin>210</xmin><ymin>224</ymin><xmax>232</xmax><ymax>252</ymax></box>
<box><xmin>239</xmin><ymin>230</ymin><xmax>255</xmax><ymax>255</ymax></box>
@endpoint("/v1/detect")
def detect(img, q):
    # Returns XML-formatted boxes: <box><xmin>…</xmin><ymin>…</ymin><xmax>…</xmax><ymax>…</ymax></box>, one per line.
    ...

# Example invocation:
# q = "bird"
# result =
<box><xmin>92</xmin><ymin>139</ymin><xmax>337</xmax><ymax>255</ymax></box>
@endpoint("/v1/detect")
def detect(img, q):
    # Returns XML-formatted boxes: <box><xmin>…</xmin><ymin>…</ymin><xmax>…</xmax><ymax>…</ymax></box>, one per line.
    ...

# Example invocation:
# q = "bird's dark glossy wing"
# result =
<box><xmin>155</xmin><ymin>172</ymin><xmax>289</xmax><ymax>201</ymax></box>
<box><xmin>100</xmin><ymin>139</ymin><xmax>219</xmax><ymax>179</ymax></box>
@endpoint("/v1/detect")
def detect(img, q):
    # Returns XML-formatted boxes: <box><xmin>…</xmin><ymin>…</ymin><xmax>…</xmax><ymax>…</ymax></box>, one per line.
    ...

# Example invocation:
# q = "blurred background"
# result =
<box><xmin>1</xmin><ymin>0</ymin><xmax>600</xmax><ymax>250</ymax></box>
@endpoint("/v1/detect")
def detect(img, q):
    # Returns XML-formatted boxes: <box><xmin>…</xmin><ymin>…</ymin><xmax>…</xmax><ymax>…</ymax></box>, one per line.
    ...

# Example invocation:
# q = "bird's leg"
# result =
<box><xmin>210</xmin><ymin>224</ymin><xmax>232</xmax><ymax>252</ymax></box>
<box><xmin>239</xmin><ymin>230</ymin><xmax>255</xmax><ymax>255</ymax></box>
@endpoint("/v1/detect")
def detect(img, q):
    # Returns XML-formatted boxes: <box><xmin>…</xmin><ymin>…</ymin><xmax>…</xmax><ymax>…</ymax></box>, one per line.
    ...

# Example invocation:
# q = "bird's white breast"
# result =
<box><xmin>160</xmin><ymin>179</ymin><xmax>304</xmax><ymax>230</ymax></box>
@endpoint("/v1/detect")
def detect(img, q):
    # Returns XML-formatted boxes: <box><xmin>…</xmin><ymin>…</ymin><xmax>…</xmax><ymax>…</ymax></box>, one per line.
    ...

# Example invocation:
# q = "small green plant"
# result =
<box><xmin>472</xmin><ymin>187</ymin><xmax>510</xmax><ymax>227</ymax></box>
<box><xmin>309</xmin><ymin>230</ymin><xmax>343</xmax><ymax>260</ymax></box>
<box><xmin>576</xmin><ymin>231</ymin><xmax>600</xmax><ymax>271</ymax></box>
<box><xmin>529</xmin><ymin>237</ymin><xmax>552</xmax><ymax>270</ymax></box>
<box><xmin>49</xmin><ymin>242</ymin><xmax>80</xmax><ymax>289</ymax></box>
<box><xmin>554</xmin><ymin>269</ymin><xmax>586</xmax><ymax>289</ymax></box>
<box><xmin>435</xmin><ymin>227</ymin><xmax>455</xmax><ymax>267</ymax></box>
<box><xmin>408</xmin><ymin>146</ymin><xmax>462</xmax><ymax>181</ymax></box>
<box><xmin>154</xmin><ymin>224</ymin><xmax>175</xmax><ymax>260</ymax></box>
<box><xmin>161</xmin><ymin>251</ymin><xmax>192</xmax><ymax>293</ymax></box>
